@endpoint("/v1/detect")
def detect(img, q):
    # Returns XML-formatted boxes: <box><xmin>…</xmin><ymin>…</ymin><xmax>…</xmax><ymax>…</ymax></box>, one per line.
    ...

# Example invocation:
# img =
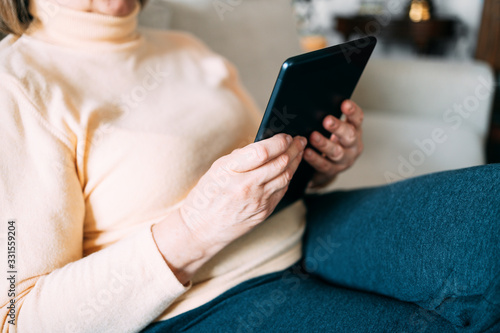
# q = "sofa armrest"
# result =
<box><xmin>352</xmin><ymin>58</ymin><xmax>496</xmax><ymax>140</ymax></box>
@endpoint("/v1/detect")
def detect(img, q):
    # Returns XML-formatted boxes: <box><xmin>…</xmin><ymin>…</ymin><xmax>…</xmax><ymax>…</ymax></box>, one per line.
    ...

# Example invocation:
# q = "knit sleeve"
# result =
<box><xmin>0</xmin><ymin>81</ymin><xmax>190</xmax><ymax>332</ymax></box>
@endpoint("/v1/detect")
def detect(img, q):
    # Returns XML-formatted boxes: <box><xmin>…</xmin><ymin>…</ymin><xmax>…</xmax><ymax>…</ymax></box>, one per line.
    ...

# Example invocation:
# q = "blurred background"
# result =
<box><xmin>293</xmin><ymin>0</ymin><xmax>481</xmax><ymax>59</ymax></box>
<box><xmin>288</xmin><ymin>0</ymin><xmax>500</xmax><ymax>168</ymax></box>
<box><xmin>2</xmin><ymin>0</ymin><xmax>498</xmax><ymax>189</ymax></box>
<box><xmin>135</xmin><ymin>0</ymin><xmax>500</xmax><ymax>189</ymax></box>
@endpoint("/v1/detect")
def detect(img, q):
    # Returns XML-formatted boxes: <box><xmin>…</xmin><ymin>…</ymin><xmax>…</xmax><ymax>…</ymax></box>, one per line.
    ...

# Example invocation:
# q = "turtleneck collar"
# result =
<box><xmin>26</xmin><ymin>0</ymin><xmax>142</xmax><ymax>50</ymax></box>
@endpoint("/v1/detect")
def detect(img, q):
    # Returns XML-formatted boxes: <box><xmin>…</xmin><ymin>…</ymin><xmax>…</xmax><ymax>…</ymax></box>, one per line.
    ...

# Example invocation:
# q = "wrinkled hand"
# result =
<box><xmin>304</xmin><ymin>100</ymin><xmax>364</xmax><ymax>188</ymax></box>
<box><xmin>179</xmin><ymin>134</ymin><xmax>307</xmax><ymax>248</ymax></box>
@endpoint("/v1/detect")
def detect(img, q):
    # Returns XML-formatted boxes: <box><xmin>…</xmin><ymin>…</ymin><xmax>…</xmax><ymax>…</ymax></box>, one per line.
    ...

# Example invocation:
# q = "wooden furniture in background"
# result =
<box><xmin>335</xmin><ymin>15</ymin><xmax>458</xmax><ymax>55</ymax></box>
<box><xmin>475</xmin><ymin>0</ymin><xmax>500</xmax><ymax>163</ymax></box>
<box><xmin>475</xmin><ymin>0</ymin><xmax>500</xmax><ymax>71</ymax></box>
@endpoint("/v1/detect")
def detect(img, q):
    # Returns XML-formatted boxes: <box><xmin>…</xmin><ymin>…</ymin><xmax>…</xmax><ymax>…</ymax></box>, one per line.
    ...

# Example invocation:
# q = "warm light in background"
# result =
<box><xmin>300</xmin><ymin>35</ymin><xmax>327</xmax><ymax>52</ymax></box>
<box><xmin>409</xmin><ymin>0</ymin><xmax>432</xmax><ymax>22</ymax></box>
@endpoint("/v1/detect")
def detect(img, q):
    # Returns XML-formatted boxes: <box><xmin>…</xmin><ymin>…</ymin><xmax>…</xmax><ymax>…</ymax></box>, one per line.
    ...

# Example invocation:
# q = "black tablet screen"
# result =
<box><xmin>255</xmin><ymin>37</ymin><xmax>377</xmax><ymax>214</ymax></box>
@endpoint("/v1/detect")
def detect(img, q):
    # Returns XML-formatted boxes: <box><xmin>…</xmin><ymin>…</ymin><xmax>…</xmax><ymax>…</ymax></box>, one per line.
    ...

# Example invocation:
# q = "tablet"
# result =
<box><xmin>254</xmin><ymin>36</ymin><xmax>377</xmax><ymax>213</ymax></box>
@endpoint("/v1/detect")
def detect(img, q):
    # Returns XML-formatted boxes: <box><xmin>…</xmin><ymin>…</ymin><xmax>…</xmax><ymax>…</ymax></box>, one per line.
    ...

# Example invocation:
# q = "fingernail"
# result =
<box><xmin>300</xmin><ymin>137</ymin><xmax>307</xmax><ymax>148</ymax></box>
<box><xmin>285</xmin><ymin>135</ymin><xmax>292</xmax><ymax>144</ymax></box>
<box><xmin>327</xmin><ymin>118</ymin><xmax>334</xmax><ymax>127</ymax></box>
<box><xmin>313</xmin><ymin>133</ymin><xmax>321</xmax><ymax>143</ymax></box>
<box><xmin>348</xmin><ymin>102</ymin><xmax>355</xmax><ymax>112</ymax></box>
<box><xmin>305</xmin><ymin>149</ymin><xmax>312</xmax><ymax>157</ymax></box>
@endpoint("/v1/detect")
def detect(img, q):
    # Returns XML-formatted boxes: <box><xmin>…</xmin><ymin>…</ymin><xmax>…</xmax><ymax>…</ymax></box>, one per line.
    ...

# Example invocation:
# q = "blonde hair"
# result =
<box><xmin>0</xmin><ymin>0</ymin><xmax>148</xmax><ymax>35</ymax></box>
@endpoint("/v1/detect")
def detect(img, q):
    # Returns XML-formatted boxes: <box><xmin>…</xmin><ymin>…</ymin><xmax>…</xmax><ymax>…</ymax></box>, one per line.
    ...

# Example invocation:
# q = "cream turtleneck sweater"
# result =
<box><xmin>0</xmin><ymin>0</ymin><xmax>306</xmax><ymax>332</ymax></box>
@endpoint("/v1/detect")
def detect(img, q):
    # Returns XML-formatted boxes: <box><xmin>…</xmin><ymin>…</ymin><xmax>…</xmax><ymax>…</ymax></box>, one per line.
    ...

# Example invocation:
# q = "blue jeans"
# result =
<box><xmin>142</xmin><ymin>164</ymin><xmax>500</xmax><ymax>332</ymax></box>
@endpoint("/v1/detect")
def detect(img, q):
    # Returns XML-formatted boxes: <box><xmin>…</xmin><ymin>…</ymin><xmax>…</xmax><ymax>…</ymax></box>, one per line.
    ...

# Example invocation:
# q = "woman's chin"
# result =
<box><xmin>93</xmin><ymin>0</ymin><xmax>138</xmax><ymax>17</ymax></box>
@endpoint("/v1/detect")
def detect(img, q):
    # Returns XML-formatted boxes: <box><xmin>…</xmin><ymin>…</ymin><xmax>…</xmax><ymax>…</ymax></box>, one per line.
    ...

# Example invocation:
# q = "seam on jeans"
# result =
<box><xmin>422</xmin><ymin>268</ymin><xmax>500</xmax><ymax>330</ymax></box>
<box><xmin>482</xmin><ymin>316</ymin><xmax>500</xmax><ymax>333</ymax></box>
<box><xmin>465</xmin><ymin>268</ymin><xmax>500</xmax><ymax>331</ymax></box>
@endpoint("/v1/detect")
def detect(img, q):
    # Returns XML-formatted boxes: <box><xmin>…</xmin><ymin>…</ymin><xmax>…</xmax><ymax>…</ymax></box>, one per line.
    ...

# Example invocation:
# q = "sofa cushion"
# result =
<box><xmin>158</xmin><ymin>0</ymin><xmax>302</xmax><ymax>111</ymax></box>
<box><xmin>352</xmin><ymin>58</ymin><xmax>495</xmax><ymax>138</ymax></box>
<box><xmin>327</xmin><ymin>110</ymin><xmax>486</xmax><ymax>191</ymax></box>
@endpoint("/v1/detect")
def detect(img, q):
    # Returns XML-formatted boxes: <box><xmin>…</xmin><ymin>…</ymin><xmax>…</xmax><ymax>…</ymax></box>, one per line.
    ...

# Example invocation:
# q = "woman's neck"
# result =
<box><xmin>26</xmin><ymin>0</ymin><xmax>141</xmax><ymax>50</ymax></box>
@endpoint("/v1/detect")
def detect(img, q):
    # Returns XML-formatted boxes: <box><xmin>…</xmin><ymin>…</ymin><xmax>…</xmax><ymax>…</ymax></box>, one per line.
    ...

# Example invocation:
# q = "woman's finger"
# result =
<box><xmin>323</xmin><ymin>117</ymin><xmax>358</xmax><ymax>148</ymax></box>
<box><xmin>255</xmin><ymin>136</ymin><xmax>306</xmax><ymax>183</ymax></box>
<box><xmin>303</xmin><ymin>147</ymin><xmax>335</xmax><ymax>175</ymax></box>
<box><xmin>264</xmin><ymin>148</ymin><xmax>304</xmax><ymax>194</ymax></box>
<box><xmin>227</xmin><ymin>133</ymin><xmax>293</xmax><ymax>172</ymax></box>
<box><xmin>308</xmin><ymin>131</ymin><xmax>344</xmax><ymax>161</ymax></box>
<box><xmin>340</xmin><ymin>100</ymin><xmax>364</xmax><ymax>129</ymax></box>
<box><xmin>266</xmin><ymin>185</ymin><xmax>289</xmax><ymax>215</ymax></box>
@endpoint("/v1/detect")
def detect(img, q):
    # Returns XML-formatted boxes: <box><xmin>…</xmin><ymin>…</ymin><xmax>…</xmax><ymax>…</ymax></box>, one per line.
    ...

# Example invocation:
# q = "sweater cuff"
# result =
<box><xmin>146</xmin><ymin>223</ymin><xmax>193</xmax><ymax>290</ymax></box>
<box><xmin>129</xmin><ymin>225</ymin><xmax>192</xmax><ymax>325</ymax></box>
<box><xmin>142</xmin><ymin>223</ymin><xmax>192</xmax><ymax>293</ymax></box>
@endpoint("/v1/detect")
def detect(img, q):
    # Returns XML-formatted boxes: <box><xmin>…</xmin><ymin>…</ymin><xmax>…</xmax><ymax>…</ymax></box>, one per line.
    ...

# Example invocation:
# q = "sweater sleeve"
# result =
<box><xmin>0</xmin><ymin>81</ymin><xmax>190</xmax><ymax>332</ymax></box>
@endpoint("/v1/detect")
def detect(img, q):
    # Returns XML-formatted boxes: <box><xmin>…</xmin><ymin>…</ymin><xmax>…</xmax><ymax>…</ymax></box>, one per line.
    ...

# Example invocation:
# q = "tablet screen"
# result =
<box><xmin>255</xmin><ymin>37</ymin><xmax>377</xmax><ymax>213</ymax></box>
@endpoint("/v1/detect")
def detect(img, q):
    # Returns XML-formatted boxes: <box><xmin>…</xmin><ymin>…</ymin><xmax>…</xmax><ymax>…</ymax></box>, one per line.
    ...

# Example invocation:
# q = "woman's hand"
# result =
<box><xmin>153</xmin><ymin>134</ymin><xmax>306</xmax><ymax>284</ymax></box>
<box><xmin>304</xmin><ymin>100</ymin><xmax>364</xmax><ymax>189</ymax></box>
<box><xmin>181</xmin><ymin>134</ymin><xmax>306</xmax><ymax>245</ymax></box>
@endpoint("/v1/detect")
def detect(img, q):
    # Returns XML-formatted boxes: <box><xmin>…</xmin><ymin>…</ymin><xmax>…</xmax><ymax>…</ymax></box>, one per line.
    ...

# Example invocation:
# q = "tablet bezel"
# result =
<box><xmin>255</xmin><ymin>36</ymin><xmax>377</xmax><ymax>213</ymax></box>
